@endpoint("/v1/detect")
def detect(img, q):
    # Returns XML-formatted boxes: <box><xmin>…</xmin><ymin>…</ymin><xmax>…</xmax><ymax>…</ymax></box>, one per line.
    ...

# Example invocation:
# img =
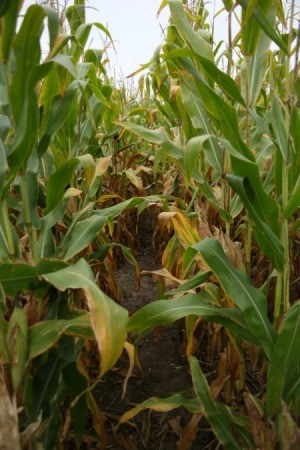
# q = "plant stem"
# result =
<box><xmin>245</xmin><ymin>55</ymin><xmax>252</xmax><ymax>276</ymax></box>
<box><xmin>282</xmin><ymin>0</ymin><xmax>295</xmax><ymax>312</ymax></box>
<box><xmin>21</xmin><ymin>173</ymin><xmax>38</xmax><ymax>263</ymax></box>
<box><xmin>2</xmin><ymin>199</ymin><xmax>15</xmax><ymax>259</ymax></box>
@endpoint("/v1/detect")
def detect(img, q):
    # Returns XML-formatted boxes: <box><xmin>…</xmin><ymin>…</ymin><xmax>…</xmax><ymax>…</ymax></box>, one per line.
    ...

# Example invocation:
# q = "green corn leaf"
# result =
<box><xmin>28</xmin><ymin>313</ymin><xmax>93</xmax><ymax>360</ymax></box>
<box><xmin>0</xmin><ymin>0</ymin><xmax>13</xmax><ymax>17</ymax></box>
<box><xmin>43</xmin><ymin>6</ymin><xmax>60</xmax><ymax>50</ymax></box>
<box><xmin>43</xmin><ymin>259</ymin><xmax>128</xmax><ymax>376</ymax></box>
<box><xmin>266</xmin><ymin>302</ymin><xmax>300</xmax><ymax>416</ymax></box>
<box><xmin>0</xmin><ymin>139</ymin><xmax>10</xmax><ymax>199</ymax></box>
<box><xmin>240</xmin><ymin>14</ymin><xmax>273</xmax><ymax>106</ymax></box>
<box><xmin>163</xmin><ymin>48</ymin><xmax>246</xmax><ymax>106</ymax></box>
<box><xmin>116</xmin><ymin>121</ymin><xmax>183</xmax><ymax>160</ymax></box>
<box><xmin>271</xmin><ymin>96</ymin><xmax>289</xmax><ymax>162</ymax></box>
<box><xmin>57</xmin><ymin>215</ymin><xmax>107</xmax><ymax>261</ymax></box>
<box><xmin>1</xmin><ymin>0</ymin><xmax>23</xmax><ymax>62</ymax></box>
<box><xmin>128</xmin><ymin>292</ymin><xmax>259</xmax><ymax>346</ymax></box>
<box><xmin>184</xmin><ymin>135</ymin><xmax>211</xmax><ymax>182</ymax></box>
<box><xmin>7</xmin><ymin>305</ymin><xmax>28</xmax><ymax>392</ymax></box>
<box><xmin>238</xmin><ymin>0</ymin><xmax>287</xmax><ymax>53</ymax></box>
<box><xmin>240</xmin><ymin>0</ymin><xmax>272</xmax><ymax>55</ymax></box>
<box><xmin>18</xmin><ymin>171</ymin><xmax>41</xmax><ymax>231</ymax></box>
<box><xmin>284</xmin><ymin>375</ymin><xmax>300</xmax><ymax>405</ymax></box>
<box><xmin>9</xmin><ymin>5</ymin><xmax>45</xmax><ymax>123</ymax></box>
<box><xmin>29</xmin><ymin>55</ymin><xmax>77</xmax><ymax>92</ymax></box>
<box><xmin>181</xmin><ymin>82</ymin><xmax>223</xmax><ymax>173</ymax></box>
<box><xmin>0</xmin><ymin>264</ymin><xmax>38</xmax><ymax>295</ymax></box>
<box><xmin>119</xmin><ymin>393</ymin><xmax>201</xmax><ymax>425</ymax></box>
<box><xmin>7</xmin><ymin>91</ymin><xmax>39</xmax><ymax>173</ymax></box>
<box><xmin>167</xmin><ymin>270</ymin><xmax>212</xmax><ymax>295</ymax></box>
<box><xmin>69</xmin><ymin>22</ymin><xmax>113</xmax><ymax>63</ymax></box>
<box><xmin>0</xmin><ymin>260</ymin><xmax>68</xmax><ymax>296</ymax></box>
<box><xmin>179</xmin><ymin>71</ymin><xmax>253</xmax><ymax>161</ymax></box>
<box><xmin>284</xmin><ymin>175</ymin><xmax>300</xmax><ymax>217</ymax></box>
<box><xmin>190</xmin><ymin>356</ymin><xmax>241</xmax><ymax>449</ymax></box>
<box><xmin>37</xmin><ymin>84</ymin><xmax>77</xmax><ymax>158</ymax></box>
<box><xmin>168</xmin><ymin>0</ymin><xmax>213</xmax><ymax>60</ymax></box>
<box><xmin>193</xmin><ymin>238</ymin><xmax>276</xmax><ymax>359</ymax></box>
<box><xmin>227</xmin><ymin>175</ymin><xmax>284</xmax><ymax>270</ymax></box>
<box><xmin>44</xmin><ymin>158</ymin><xmax>80</xmax><ymax>213</ymax></box>
<box><xmin>36</xmin><ymin>198</ymin><xmax>70</xmax><ymax>259</ymax></box>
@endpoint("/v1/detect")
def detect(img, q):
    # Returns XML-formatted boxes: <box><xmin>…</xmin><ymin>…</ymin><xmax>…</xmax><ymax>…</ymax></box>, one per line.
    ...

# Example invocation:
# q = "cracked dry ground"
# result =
<box><xmin>95</xmin><ymin>216</ymin><xmax>216</xmax><ymax>450</ymax></box>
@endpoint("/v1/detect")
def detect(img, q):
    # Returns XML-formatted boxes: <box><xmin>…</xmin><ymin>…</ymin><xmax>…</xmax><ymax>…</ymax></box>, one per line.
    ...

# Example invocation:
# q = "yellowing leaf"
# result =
<box><xmin>125</xmin><ymin>168</ymin><xmax>144</xmax><ymax>193</ymax></box>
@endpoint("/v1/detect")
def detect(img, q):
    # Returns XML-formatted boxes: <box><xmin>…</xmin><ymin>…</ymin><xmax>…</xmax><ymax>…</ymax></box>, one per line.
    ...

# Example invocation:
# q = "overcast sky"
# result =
<box><xmin>21</xmin><ymin>1</ymin><xmax>229</xmax><ymax>80</ymax></box>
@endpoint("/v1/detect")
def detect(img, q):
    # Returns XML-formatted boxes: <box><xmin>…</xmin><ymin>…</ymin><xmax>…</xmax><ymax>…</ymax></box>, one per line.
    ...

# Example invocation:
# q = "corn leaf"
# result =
<box><xmin>238</xmin><ymin>0</ymin><xmax>287</xmax><ymax>53</ymax></box>
<box><xmin>0</xmin><ymin>260</ymin><xmax>67</xmax><ymax>296</ymax></box>
<box><xmin>167</xmin><ymin>270</ymin><xmax>212</xmax><ymax>295</ymax></box>
<box><xmin>193</xmin><ymin>238</ymin><xmax>276</xmax><ymax>359</ymax></box>
<box><xmin>43</xmin><ymin>259</ymin><xmax>128</xmax><ymax>375</ymax></box>
<box><xmin>266</xmin><ymin>302</ymin><xmax>300</xmax><ymax>416</ymax></box>
<box><xmin>29</xmin><ymin>313</ymin><xmax>93</xmax><ymax>360</ymax></box>
<box><xmin>1</xmin><ymin>0</ymin><xmax>23</xmax><ymax>62</ymax></box>
<box><xmin>164</xmin><ymin>48</ymin><xmax>246</xmax><ymax>106</ymax></box>
<box><xmin>119</xmin><ymin>393</ymin><xmax>201</xmax><ymax>425</ymax></box>
<box><xmin>227</xmin><ymin>175</ymin><xmax>284</xmax><ymax>269</ymax></box>
<box><xmin>190</xmin><ymin>356</ymin><xmax>241</xmax><ymax>449</ymax></box>
<box><xmin>57</xmin><ymin>215</ymin><xmax>107</xmax><ymax>261</ymax></box>
<box><xmin>128</xmin><ymin>293</ymin><xmax>260</xmax><ymax>346</ymax></box>
<box><xmin>44</xmin><ymin>158</ymin><xmax>80</xmax><ymax>213</ymax></box>
<box><xmin>168</xmin><ymin>0</ymin><xmax>213</xmax><ymax>60</ymax></box>
<box><xmin>181</xmin><ymin>82</ymin><xmax>223</xmax><ymax>173</ymax></box>
<box><xmin>116</xmin><ymin>121</ymin><xmax>183</xmax><ymax>160</ymax></box>
<box><xmin>284</xmin><ymin>175</ymin><xmax>300</xmax><ymax>217</ymax></box>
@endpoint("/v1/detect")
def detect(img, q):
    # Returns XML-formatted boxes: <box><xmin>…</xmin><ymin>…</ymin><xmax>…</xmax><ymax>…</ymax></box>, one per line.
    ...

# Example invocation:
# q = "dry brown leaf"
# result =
<box><xmin>122</xmin><ymin>342</ymin><xmax>135</xmax><ymax>399</ymax></box>
<box><xmin>245</xmin><ymin>392</ymin><xmax>276</xmax><ymax>450</ymax></box>
<box><xmin>141</xmin><ymin>268</ymin><xmax>182</xmax><ymax>289</ymax></box>
<box><xmin>176</xmin><ymin>413</ymin><xmax>202</xmax><ymax>450</ymax></box>
<box><xmin>0</xmin><ymin>365</ymin><xmax>20</xmax><ymax>450</ymax></box>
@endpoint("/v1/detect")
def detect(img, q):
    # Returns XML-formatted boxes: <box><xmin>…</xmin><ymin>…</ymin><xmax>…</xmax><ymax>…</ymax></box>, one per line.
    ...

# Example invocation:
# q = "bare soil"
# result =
<box><xmin>95</xmin><ymin>215</ymin><xmax>216</xmax><ymax>449</ymax></box>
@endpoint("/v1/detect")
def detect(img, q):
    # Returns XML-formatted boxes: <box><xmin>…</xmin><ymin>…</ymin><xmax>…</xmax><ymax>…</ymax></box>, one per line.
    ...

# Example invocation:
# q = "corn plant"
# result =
<box><xmin>0</xmin><ymin>1</ymin><xmax>156</xmax><ymax>447</ymax></box>
<box><xmin>116</xmin><ymin>0</ymin><xmax>300</xmax><ymax>447</ymax></box>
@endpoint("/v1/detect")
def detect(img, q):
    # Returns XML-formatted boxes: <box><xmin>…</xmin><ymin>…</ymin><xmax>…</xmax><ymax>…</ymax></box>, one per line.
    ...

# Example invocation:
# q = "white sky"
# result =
<box><xmin>84</xmin><ymin>0</ymin><xmax>171</xmax><ymax>78</ymax></box>
<box><xmin>20</xmin><ymin>0</ymin><xmax>299</xmax><ymax>81</ymax></box>
<box><xmin>21</xmin><ymin>1</ymin><xmax>229</xmax><ymax>80</ymax></box>
<box><xmin>21</xmin><ymin>0</ymin><xmax>172</xmax><ymax>80</ymax></box>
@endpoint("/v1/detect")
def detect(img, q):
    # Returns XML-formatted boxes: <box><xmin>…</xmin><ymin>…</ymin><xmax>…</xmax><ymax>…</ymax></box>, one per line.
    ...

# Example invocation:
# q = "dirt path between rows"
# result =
<box><xmin>96</xmin><ymin>215</ymin><xmax>216</xmax><ymax>449</ymax></box>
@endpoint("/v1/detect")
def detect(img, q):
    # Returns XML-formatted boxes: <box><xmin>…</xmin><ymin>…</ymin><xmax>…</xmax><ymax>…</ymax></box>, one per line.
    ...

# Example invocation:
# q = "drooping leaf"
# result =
<box><xmin>193</xmin><ymin>238</ymin><xmax>276</xmax><ymax>359</ymax></box>
<box><xmin>116</xmin><ymin>121</ymin><xmax>183</xmax><ymax>160</ymax></box>
<box><xmin>167</xmin><ymin>270</ymin><xmax>212</xmax><ymax>295</ymax></box>
<box><xmin>128</xmin><ymin>292</ymin><xmax>259</xmax><ymax>346</ymax></box>
<box><xmin>57</xmin><ymin>215</ymin><xmax>107</xmax><ymax>261</ymax></box>
<box><xmin>0</xmin><ymin>260</ymin><xmax>68</xmax><ymax>296</ymax></box>
<box><xmin>119</xmin><ymin>393</ymin><xmax>201</xmax><ymax>425</ymax></box>
<box><xmin>43</xmin><ymin>259</ymin><xmax>128</xmax><ymax>375</ymax></box>
<box><xmin>28</xmin><ymin>313</ymin><xmax>93</xmax><ymax>360</ymax></box>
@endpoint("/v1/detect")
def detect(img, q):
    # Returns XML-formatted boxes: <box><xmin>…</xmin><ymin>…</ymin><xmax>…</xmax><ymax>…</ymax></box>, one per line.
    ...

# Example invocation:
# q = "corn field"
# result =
<box><xmin>0</xmin><ymin>0</ymin><xmax>299</xmax><ymax>448</ymax></box>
